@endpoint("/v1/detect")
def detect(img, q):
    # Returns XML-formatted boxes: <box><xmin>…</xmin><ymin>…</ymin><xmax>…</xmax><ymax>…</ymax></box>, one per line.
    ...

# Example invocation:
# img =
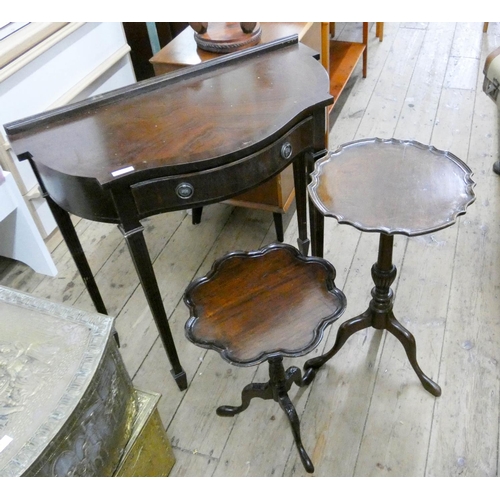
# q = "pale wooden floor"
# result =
<box><xmin>2</xmin><ymin>22</ymin><xmax>500</xmax><ymax>477</ymax></box>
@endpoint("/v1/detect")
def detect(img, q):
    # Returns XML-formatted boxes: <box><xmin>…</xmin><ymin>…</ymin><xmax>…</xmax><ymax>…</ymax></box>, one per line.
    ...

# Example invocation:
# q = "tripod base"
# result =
<box><xmin>303</xmin><ymin>307</ymin><xmax>441</xmax><ymax>397</ymax></box>
<box><xmin>303</xmin><ymin>234</ymin><xmax>441</xmax><ymax>397</ymax></box>
<box><xmin>217</xmin><ymin>356</ymin><xmax>315</xmax><ymax>473</ymax></box>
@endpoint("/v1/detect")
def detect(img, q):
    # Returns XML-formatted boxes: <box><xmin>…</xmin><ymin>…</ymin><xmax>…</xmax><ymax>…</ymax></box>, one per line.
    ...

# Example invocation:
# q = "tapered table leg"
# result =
<box><xmin>293</xmin><ymin>152</ymin><xmax>311</xmax><ymax>255</ymax></box>
<box><xmin>272</xmin><ymin>212</ymin><xmax>284</xmax><ymax>243</ymax></box>
<box><xmin>310</xmin><ymin>202</ymin><xmax>324</xmax><ymax>259</ymax></box>
<box><xmin>108</xmin><ymin>185</ymin><xmax>187</xmax><ymax>391</ymax></box>
<box><xmin>42</xmin><ymin>194</ymin><xmax>121</xmax><ymax>346</ymax></box>
<box><xmin>119</xmin><ymin>223</ymin><xmax>187</xmax><ymax>390</ymax></box>
<box><xmin>191</xmin><ymin>207</ymin><xmax>203</xmax><ymax>225</ymax></box>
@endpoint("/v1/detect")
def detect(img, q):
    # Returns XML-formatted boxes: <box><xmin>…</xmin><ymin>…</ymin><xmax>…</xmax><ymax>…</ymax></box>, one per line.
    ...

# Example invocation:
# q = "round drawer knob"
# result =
<box><xmin>281</xmin><ymin>142</ymin><xmax>293</xmax><ymax>160</ymax></box>
<box><xmin>176</xmin><ymin>182</ymin><xmax>194</xmax><ymax>199</ymax></box>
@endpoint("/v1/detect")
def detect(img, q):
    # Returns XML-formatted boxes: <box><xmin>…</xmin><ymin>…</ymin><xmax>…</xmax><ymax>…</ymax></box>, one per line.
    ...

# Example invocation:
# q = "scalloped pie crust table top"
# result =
<box><xmin>309</xmin><ymin>137</ymin><xmax>476</xmax><ymax>236</ymax></box>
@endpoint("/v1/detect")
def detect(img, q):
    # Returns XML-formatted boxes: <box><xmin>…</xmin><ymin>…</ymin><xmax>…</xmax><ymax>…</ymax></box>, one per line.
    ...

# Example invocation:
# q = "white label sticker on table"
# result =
<box><xmin>111</xmin><ymin>166</ymin><xmax>135</xmax><ymax>177</ymax></box>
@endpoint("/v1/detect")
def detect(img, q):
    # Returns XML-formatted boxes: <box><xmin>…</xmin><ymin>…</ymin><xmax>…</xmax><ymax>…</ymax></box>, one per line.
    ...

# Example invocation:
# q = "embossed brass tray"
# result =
<box><xmin>0</xmin><ymin>286</ymin><xmax>138</xmax><ymax>476</ymax></box>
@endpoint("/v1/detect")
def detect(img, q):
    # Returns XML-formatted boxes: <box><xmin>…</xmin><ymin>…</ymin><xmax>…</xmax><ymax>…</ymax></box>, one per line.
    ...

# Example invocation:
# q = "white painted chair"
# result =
<box><xmin>0</xmin><ymin>168</ymin><xmax>57</xmax><ymax>276</ymax></box>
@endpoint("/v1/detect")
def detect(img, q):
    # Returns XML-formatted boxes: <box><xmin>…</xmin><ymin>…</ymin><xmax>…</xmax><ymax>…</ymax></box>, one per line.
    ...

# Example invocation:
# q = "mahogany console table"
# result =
<box><xmin>4</xmin><ymin>37</ymin><xmax>332</xmax><ymax>391</ymax></box>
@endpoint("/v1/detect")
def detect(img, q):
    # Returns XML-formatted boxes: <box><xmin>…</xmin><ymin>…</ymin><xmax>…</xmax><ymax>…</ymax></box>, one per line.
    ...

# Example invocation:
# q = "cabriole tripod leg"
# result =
<box><xmin>269</xmin><ymin>357</ymin><xmax>314</xmax><ymax>473</ymax></box>
<box><xmin>277</xmin><ymin>389</ymin><xmax>314</xmax><ymax>473</ymax></box>
<box><xmin>386</xmin><ymin>312</ymin><xmax>441</xmax><ymax>396</ymax></box>
<box><xmin>302</xmin><ymin>310</ymin><xmax>372</xmax><ymax>384</ymax></box>
<box><xmin>216</xmin><ymin>382</ymin><xmax>273</xmax><ymax>416</ymax></box>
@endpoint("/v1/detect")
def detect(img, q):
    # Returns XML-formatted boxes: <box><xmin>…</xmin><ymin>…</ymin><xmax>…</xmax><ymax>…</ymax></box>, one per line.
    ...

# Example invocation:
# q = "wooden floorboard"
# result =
<box><xmin>1</xmin><ymin>22</ymin><xmax>499</xmax><ymax>477</ymax></box>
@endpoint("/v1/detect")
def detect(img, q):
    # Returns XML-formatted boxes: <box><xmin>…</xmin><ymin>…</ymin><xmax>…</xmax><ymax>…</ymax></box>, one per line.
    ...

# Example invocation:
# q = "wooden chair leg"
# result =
<box><xmin>321</xmin><ymin>22</ymin><xmax>330</xmax><ymax>73</ymax></box>
<box><xmin>376</xmin><ymin>22</ymin><xmax>384</xmax><ymax>41</ymax></box>
<box><xmin>362</xmin><ymin>22</ymin><xmax>368</xmax><ymax>78</ymax></box>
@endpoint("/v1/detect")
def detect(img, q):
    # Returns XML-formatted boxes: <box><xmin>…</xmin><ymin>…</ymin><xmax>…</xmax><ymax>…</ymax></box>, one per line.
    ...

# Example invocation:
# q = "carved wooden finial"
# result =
<box><xmin>240</xmin><ymin>22</ymin><xmax>257</xmax><ymax>34</ymax></box>
<box><xmin>189</xmin><ymin>22</ymin><xmax>208</xmax><ymax>34</ymax></box>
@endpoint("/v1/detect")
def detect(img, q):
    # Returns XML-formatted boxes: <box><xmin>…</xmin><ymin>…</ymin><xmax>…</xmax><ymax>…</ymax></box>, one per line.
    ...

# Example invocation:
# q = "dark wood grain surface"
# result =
<box><xmin>309</xmin><ymin>137</ymin><xmax>476</xmax><ymax>236</ymax></box>
<box><xmin>184</xmin><ymin>244</ymin><xmax>346</xmax><ymax>366</ymax></box>
<box><xmin>5</xmin><ymin>40</ymin><xmax>331</xmax><ymax>187</ymax></box>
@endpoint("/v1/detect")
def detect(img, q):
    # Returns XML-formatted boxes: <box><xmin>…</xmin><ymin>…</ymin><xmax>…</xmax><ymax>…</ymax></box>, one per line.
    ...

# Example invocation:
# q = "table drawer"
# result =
<box><xmin>131</xmin><ymin>118</ymin><xmax>313</xmax><ymax>218</ymax></box>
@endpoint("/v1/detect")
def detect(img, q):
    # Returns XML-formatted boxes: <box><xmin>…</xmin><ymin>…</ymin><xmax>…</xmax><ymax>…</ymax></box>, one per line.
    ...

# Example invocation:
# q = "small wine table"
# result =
<box><xmin>183</xmin><ymin>243</ymin><xmax>346</xmax><ymax>472</ymax></box>
<box><xmin>305</xmin><ymin>137</ymin><xmax>476</xmax><ymax>396</ymax></box>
